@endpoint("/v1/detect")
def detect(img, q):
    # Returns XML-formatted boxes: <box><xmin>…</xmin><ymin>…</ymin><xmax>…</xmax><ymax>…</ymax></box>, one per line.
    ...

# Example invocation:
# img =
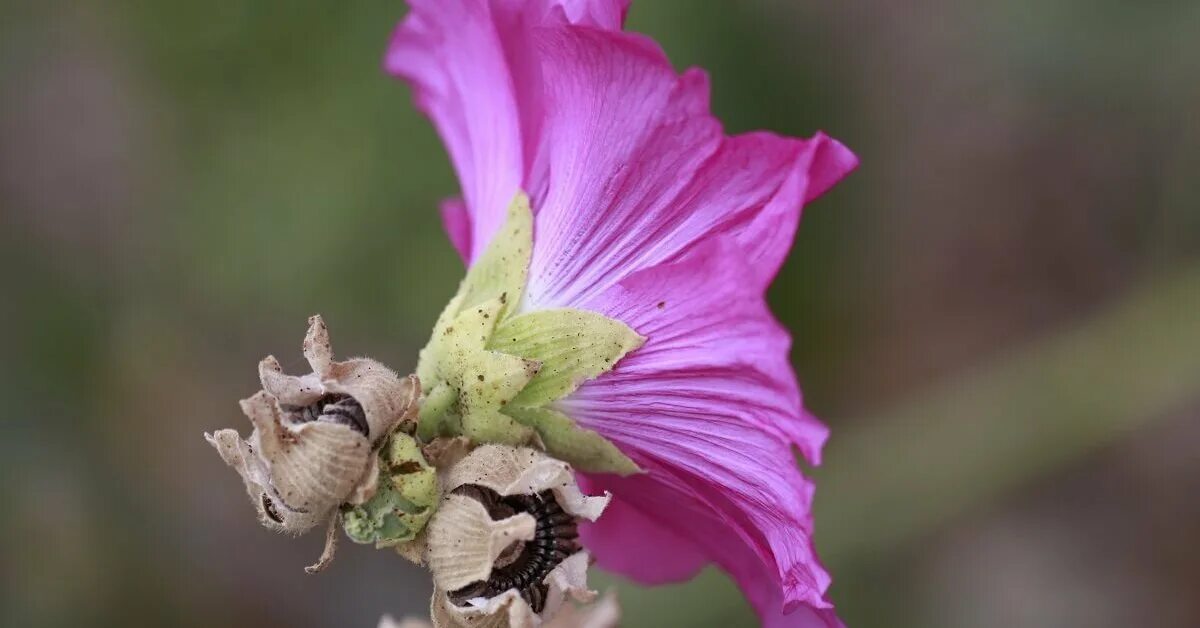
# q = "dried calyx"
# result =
<box><xmin>379</xmin><ymin>591</ymin><xmax>621</xmax><ymax>628</ymax></box>
<box><xmin>445</xmin><ymin>485</ymin><xmax>579</xmax><ymax>612</ymax></box>
<box><xmin>425</xmin><ymin>445</ymin><xmax>609</xmax><ymax>628</ymax></box>
<box><xmin>205</xmin><ymin>315</ymin><xmax>419</xmax><ymax>570</ymax></box>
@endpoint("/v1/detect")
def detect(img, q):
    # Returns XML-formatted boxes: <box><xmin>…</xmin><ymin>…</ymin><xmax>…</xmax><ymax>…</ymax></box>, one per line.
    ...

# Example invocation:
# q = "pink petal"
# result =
<box><xmin>585</xmin><ymin>470</ymin><xmax>840</xmax><ymax>627</ymax></box>
<box><xmin>386</xmin><ymin>0</ymin><xmax>527</xmax><ymax>263</ymax></box>
<box><xmin>439</xmin><ymin>197</ymin><xmax>473</xmax><ymax>264</ymax></box>
<box><xmin>765</xmin><ymin>605</ymin><xmax>846</xmax><ymax>628</ymax></box>
<box><xmin>574</xmin><ymin>236</ymin><xmax>828</xmax><ymax>464</ymax></box>
<box><xmin>574</xmin><ymin>482</ymin><xmax>709</xmax><ymax>583</ymax></box>
<box><xmin>526</xmin><ymin>0</ymin><xmax>631</xmax><ymax>29</ymax></box>
<box><xmin>520</xmin><ymin>25</ymin><xmax>853</xmax><ymax>308</ymax></box>
<box><xmin>387</xmin><ymin>0</ymin><xmax>633</xmax><ymax>263</ymax></box>
<box><xmin>804</xmin><ymin>132</ymin><xmax>859</xmax><ymax>204</ymax></box>
<box><xmin>736</xmin><ymin>133</ymin><xmax>859</xmax><ymax>290</ymax></box>
<box><xmin>562</xmin><ymin>237</ymin><xmax>834</xmax><ymax>618</ymax></box>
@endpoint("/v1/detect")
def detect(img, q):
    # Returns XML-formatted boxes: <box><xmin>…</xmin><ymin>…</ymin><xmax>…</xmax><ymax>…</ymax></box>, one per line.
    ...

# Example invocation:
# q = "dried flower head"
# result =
<box><xmin>206</xmin><ymin>315</ymin><xmax>419</xmax><ymax>557</ymax></box>
<box><xmin>425</xmin><ymin>445</ymin><xmax>609</xmax><ymax>627</ymax></box>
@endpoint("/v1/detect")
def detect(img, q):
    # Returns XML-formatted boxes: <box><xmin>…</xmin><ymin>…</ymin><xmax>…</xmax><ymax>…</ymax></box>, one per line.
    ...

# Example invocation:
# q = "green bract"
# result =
<box><xmin>342</xmin><ymin>432</ymin><xmax>438</xmax><ymax>547</ymax></box>
<box><xmin>416</xmin><ymin>193</ymin><xmax>643</xmax><ymax>474</ymax></box>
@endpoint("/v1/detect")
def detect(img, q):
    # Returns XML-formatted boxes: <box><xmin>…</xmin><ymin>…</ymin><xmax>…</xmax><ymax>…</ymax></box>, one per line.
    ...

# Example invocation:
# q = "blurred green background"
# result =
<box><xmin>2</xmin><ymin>1</ymin><xmax>1198</xmax><ymax>626</ymax></box>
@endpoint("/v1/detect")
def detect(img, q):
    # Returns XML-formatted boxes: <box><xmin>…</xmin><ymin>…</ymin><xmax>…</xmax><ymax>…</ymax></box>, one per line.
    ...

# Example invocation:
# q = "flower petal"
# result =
<box><xmin>532</xmin><ymin>0</ymin><xmax>630</xmax><ymax>30</ymax></box>
<box><xmin>579</xmin><ymin>448</ymin><xmax>832</xmax><ymax>620</ymax></box>
<box><xmin>735</xmin><ymin>132</ymin><xmax>859</xmax><ymax>290</ymax></box>
<box><xmin>521</xmin><ymin>26</ymin><xmax>855</xmax><ymax>308</ymax></box>
<box><xmin>766</xmin><ymin>605</ymin><xmax>845</xmax><ymax>628</ymax></box>
<box><xmin>579</xmin><ymin>486</ymin><xmax>842</xmax><ymax>628</ymax></box>
<box><xmin>574</xmin><ymin>237</ymin><xmax>828</xmax><ymax>463</ymax></box>
<box><xmin>388</xmin><ymin>0</ymin><xmax>632</xmax><ymax>263</ymax></box>
<box><xmin>561</xmin><ymin>237</ymin><xmax>834</xmax><ymax>618</ymax></box>
<box><xmin>574</xmin><ymin>486</ymin><xmax>709</xmax><ymax>583</ymax></box>
<box><xmin>390</xmin><ymin>2</ymin><xmax>854</xmax><ymax>279</ymax></box>
<box><xmin>439</xmin><ymin>197</ymin><xmax>472</xmax><ymax>264</ymax></box>
<box><xmin>386</xmin><ymin>0</ymin><xmax>528</xmax><ymax>262</ymax></box>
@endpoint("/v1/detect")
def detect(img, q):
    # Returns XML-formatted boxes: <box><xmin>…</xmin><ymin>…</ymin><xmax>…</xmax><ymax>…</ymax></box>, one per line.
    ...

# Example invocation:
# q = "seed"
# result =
<box><xmin>448</xmin><ymin>485</ymin><xmax>582</xmax><ymax>613</ymax></box>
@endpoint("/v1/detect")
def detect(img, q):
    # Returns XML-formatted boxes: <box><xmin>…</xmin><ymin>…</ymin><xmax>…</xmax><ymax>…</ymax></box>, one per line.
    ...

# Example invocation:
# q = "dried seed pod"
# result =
<box><xmin>550</xmin><ymin>590</ymin><xmax>620</xmax><ymax>628</ymax></box>
<box><xmin>425</xmin><ymin>445</ymin><xmax>610</xmax><ymax>628</ymax></box>
<box><xmin>205</xmin><ymin>315</ymin><xmax>419</xmax><ymax>546</ymax></box>
<box><xmin>391</xmin><ymin>587</ymin><xmax>619</xmax><ymax>628</ymax></box>
<box><xmin>378</xmin><ymin>616</ymin><xmax>440</xmax><ymax>628</ymax></box>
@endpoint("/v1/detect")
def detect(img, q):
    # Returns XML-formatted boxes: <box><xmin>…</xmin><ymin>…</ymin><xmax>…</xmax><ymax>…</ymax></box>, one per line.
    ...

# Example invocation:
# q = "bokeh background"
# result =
<box><xmin>3</xmin><ymin>1</ymin><xmax>1198</xmax><ymax>626</ymax></box>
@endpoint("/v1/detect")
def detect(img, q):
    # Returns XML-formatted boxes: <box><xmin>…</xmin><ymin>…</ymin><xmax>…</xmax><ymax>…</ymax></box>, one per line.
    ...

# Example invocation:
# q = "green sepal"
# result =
<box><xmin>418</xmin><ymin>192</ymin><xmax>532</xmax><ymax>389</ymax></box>
<box><xmin>504</xmin><ymin>405</ymin><xmax>640</xmax><ymax>475</ymax></box>
<box><xmin>341</xmin><ymin>433</ymin><xmax>439</xmax><ymax>547</ymax></box>
<box><xmin>439</xmin><ymin>297</ymin><xmax>539</xmax><ymax>444</ymax></box>
<box><xmin>438</xmin><ymin>298</ymin><xmax>538</xmax><ymax>396</ymax></box>
<box><xmin>455</xmin><ymin>193</ymin><xmax>532</xmax><ymax>313</ymax></box>
<box><xmin>460</xmin><ymin>407</ymin><xmax>532</xmax><ymax>445</ymax></box>
<box><xmin>413</xmin><ymin>191</ymin><xmax>642</xmax><ymax>473</ymax></box>
<box><xmin>416</xmin><ymin>382</ymin><xmax>458</xmax><ymax>441</ymax></box>
<box><xmin>417</xmin><ymin>191</ymin><xmax>531</xmax><ymax>387</ymax></box>
<box><xmin>416</xmin><ymin>294</ymin><xmax>462</xmax><ymax>387</ymax></box>
<box><xmin>490</xmin><ymin>308</ymin><xmax>645</xmax><ymax>407</ymax></box>
<box><xmin>416</xmin><ymin>194</ymin><xmax>537</xmax><ymax>442</ymax></box>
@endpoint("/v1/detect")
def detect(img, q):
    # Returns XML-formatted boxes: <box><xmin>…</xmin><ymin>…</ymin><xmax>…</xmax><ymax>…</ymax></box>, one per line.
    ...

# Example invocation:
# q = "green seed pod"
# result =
<box><xmin>342</xmin><ymin>432</ymin><xmax>439</xmax><ymax>547</ymax></box>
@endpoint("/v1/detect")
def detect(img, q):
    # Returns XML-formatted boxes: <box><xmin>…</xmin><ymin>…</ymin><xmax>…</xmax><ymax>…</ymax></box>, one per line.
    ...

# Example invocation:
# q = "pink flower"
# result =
<box><xmin>386</xmin><ymin>1</ymin><xmax>856</xmax><ymax>626</ymax></box>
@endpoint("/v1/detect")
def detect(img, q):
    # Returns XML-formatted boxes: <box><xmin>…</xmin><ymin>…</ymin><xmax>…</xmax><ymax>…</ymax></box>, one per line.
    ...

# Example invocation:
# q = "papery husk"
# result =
<box><xmin>240</xmin><ymin>388</ymin><xmax>370</xmax><ymax>516</ymax></box>
<box><xmin>294</xmin><ymin>314</ymin><xmax>420</xmax><ymax>440</ymax></box>
<box><xmin>424</xmin><ymin>445</ymin><xmax>611</xmax><ymax>628</ymax></box>
<box><xmin>205</xmin><ymin>315</ymin><xmax>419</xmax><ymax>539</ymax></box>
<box><xmin>422</xmin><ymin>436</ymin><xmax>473</xmax><ymax>469</ymax></box>
<box><xmin>206</xmin><ymin>427</ymin><xmax>333</xmax><ymax>533</ymax></box>
<box><xmin>427</xmin><ymin>495</ymin><xmax>537</xmax><ymax>591</ymax></box>
<box><xmin>430</xmin><ymin>553</ymin><xmax>602</xmax><ymax>628</ymax></box>
<box><xmin>442</xmin><ymin>445</ymin><xmax>609</xmax><ymax>521</ymax></box>
<box><xmin>550</xmin><ymin>590</ymin><xmax>620</xmax><ymax>628</ymax></box>
<box><xmin>391</xmin><ymin>589</ymin><xmax>619</xmax><ymax>628</ymax></box>
<box><xmin>393</xmin><ymin>527</ymin><xmax>429</xmax><ymax>566</ymax></box>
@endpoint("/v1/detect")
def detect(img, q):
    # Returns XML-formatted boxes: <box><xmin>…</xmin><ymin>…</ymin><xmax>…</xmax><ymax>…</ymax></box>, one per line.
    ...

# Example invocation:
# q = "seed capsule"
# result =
<box><xmin>205</xmin><ymin>315</ymin><xmax>419</xmax><ymax>551</ymax></box>
<box><xmin>425</xmin><ymin>445</ymin><xmax>610</xmax><ymax>628</ymax></box>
